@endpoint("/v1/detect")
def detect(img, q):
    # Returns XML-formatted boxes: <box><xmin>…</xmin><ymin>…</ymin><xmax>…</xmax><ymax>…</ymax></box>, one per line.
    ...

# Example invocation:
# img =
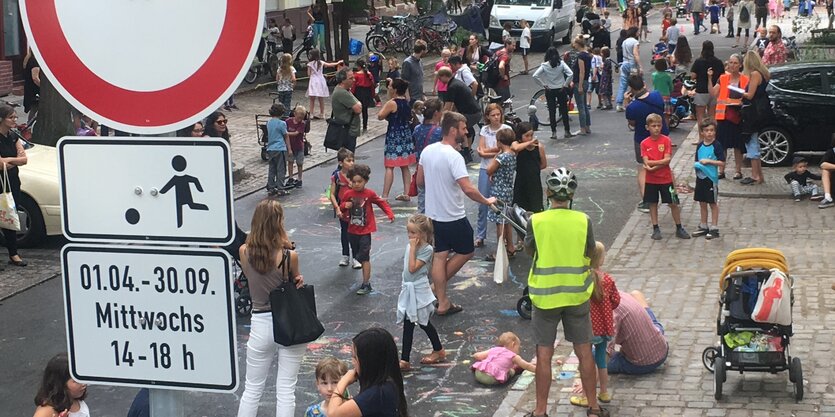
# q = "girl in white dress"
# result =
<box><xmin>32</xmin><ymin>353</ymin><xmax>91</xmax><ymax>417</ymax></box>
<box><xmin>307</xmin><ymin>49</ymin><xmax>343</xmax><ymax>119</ymax></box>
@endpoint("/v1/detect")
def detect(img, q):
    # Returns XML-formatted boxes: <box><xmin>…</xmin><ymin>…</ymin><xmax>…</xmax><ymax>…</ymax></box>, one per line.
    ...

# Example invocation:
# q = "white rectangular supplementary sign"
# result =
<box><xmin>58</xmin><ymin>137</ymin><xmax>234</xmax><ymax>245</ymax></box>
<box><xmin>61</xmin><ymin>244</ymin><xmax>238</xmax><ymax>392</ymax></box>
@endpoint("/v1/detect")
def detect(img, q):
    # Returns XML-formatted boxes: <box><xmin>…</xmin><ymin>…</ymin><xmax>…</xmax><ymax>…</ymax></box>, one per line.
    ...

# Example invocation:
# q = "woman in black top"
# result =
<box><xmin>22</xmin><ymin>48</ymin><xmax>40</xmax><ymax>125</ymax></box>
<box><xmin>690</xmin><ymin>40</ymin><xmax>724</xmax><ymax>140</ymax></box>
<box><xmin>0</xmin><ymin>104</ymin><xmax>28</xmax><ymax>266</ymax></box>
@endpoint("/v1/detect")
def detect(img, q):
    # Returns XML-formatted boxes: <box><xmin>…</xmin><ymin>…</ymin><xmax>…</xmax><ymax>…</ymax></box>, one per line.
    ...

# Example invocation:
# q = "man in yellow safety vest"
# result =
<box><xmin>522</xmin><ymin>168</ymin><xmax>609</xmax><ymax>417</ymax></box>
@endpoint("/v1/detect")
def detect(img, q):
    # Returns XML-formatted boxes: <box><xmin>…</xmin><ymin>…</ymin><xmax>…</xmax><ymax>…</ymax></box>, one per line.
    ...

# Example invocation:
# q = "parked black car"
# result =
<box><xmin>759</xmin><ymin>62</ymin><xmax>835</xmax><ymax>166</ymax></box>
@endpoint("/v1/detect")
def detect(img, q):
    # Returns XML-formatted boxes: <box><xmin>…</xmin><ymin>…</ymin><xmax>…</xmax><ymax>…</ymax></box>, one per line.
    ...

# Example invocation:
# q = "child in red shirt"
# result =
<box><xmin>570</xmin><ymin>241</ymin><xmax>621</xmax><ymax>407</ymax></box>
<box><xmin>640</xmin><ymin>113</ymin><xmax>690</xmax><ymax>240</ymax></box>
<box><xmin>285</xmin><ymin>106</ymin><xmax>308</xmax><ymax>188</ymax></box>
<box><xmin>340</xmin><ymin>164</ymin><xmax>394</xmax><ymax>295</ymax></box>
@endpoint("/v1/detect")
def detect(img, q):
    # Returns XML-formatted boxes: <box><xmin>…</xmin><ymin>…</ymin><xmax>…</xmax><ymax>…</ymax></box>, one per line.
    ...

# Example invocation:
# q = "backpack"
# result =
<box><xmin>739</xmin><ymin>3</ymin><xmax>750</xmax><ymax>22</ymax></box>
<box><xmin>481</xmin><ymin>54</ymin><xmax>502</xmax><ymax>89</ymax></box>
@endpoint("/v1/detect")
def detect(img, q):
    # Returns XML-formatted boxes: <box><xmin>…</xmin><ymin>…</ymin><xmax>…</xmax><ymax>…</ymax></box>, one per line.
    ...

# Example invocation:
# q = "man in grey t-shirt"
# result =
<box><xmin>401</xmin><ymin>40</ymin><xmax>428</xmax><ymax>105</ymax></box>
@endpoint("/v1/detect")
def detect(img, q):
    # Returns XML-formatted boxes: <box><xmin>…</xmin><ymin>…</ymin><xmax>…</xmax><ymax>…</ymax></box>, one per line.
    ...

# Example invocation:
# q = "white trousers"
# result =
<box><xmin>236</xmin><ymin>313</ymin><xmax>307</xmax><ymax>417</ymax></box>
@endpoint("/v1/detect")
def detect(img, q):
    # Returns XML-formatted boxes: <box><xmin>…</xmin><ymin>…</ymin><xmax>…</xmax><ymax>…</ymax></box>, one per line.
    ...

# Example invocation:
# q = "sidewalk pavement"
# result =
<box><xmin>496</xmin><ymin>124</ymin><xmax>835</xmax><ymax>417</ymax></box>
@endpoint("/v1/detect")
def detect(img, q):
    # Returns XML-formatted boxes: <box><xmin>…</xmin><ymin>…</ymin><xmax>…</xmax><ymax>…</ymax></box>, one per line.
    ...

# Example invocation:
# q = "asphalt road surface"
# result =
<box><xmin>1</xmin><ymin>41</ymin><xmax>696</xmax><ymax>417</ymax></box>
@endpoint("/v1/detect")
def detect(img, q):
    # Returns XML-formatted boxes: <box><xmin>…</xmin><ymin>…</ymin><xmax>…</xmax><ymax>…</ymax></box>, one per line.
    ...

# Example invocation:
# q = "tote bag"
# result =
<box><xmin>751</xmin><ymin>269</ymin><xmax>792</xmax><ymax>326</ymax></box>
<box><xmin>493</xmin><ymin>242</ymin><xmax>508</xmax><ymax>284</ymax></box>
<box><xmin>0</xmin><ymin>167</ymin><xmax>20</xmax><ymax>231</ymax></box>
<box><xmin>269</xmin><ymin>250</ymin><xmax>325</xmax><ymax>346</ymax></box>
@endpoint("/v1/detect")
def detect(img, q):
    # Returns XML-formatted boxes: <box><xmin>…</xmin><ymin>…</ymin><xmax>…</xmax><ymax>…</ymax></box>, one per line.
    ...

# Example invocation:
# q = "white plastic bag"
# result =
<box><xmin>0</xmin><ymin>167</ymin><xmax>20</xmax><ymax>231</ymax></box>
<box><xmin>493</xmin><ymin>243</ymin><xmax>508</xmax><ymax>284</ymax></box>
<box><xmin>751</xmin><ymin>269</ymin><xmax>792</xmax><ymax>326</ymax></box>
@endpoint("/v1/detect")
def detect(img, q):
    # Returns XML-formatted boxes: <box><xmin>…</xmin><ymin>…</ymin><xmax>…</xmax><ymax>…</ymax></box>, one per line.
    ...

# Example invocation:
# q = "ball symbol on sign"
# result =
<box><xmin>125</xmin><ymin>208</ymin><xmax>140</xmax><ymax>225</ymax></box>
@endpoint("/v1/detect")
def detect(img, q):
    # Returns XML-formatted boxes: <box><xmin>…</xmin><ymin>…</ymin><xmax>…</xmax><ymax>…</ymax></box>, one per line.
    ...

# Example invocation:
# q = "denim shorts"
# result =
<box><xmin>745</xmin><ymin>133</ymin><xmax>761</xmax><ymax>160</ymax></box>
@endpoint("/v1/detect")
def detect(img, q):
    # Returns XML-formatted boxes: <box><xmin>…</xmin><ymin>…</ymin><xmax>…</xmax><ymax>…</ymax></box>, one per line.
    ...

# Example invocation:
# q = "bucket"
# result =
<box><xmin>349</xmin><ymin>38</ymin><xmax>364</xmax><ymax>56</ymax></box>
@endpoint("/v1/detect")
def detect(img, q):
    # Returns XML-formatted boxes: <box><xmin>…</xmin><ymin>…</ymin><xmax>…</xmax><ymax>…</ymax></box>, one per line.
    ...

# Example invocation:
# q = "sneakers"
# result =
<box><xmin>352</xmin><ymin>258</ymin><xmax>362</xmax><ymax>269</ymax></box>
<box><xmin>819</xmin><ymin>199</ymin><xmax>835</xmax><ymax>209</ymax></box>
<box><xmin>295</xmin><ymin>180</ymin><xmax>303</xmax><ymax>188</ymax></box>
<box><xmin>811</xmin><ymin>194</ymin><xmax>824</xmax><ymax>201</ymax></box>
<box><xmin>550</xmin><ymin>131</ymin><xmax>558</xmax><ymax>139</ymax></box>
<box><xmin>356</xmin><ymin>283</ymin><xmax>373</xmax><ymax>295</ymax></box>
<box><xmin>284</xmin><ymin>178</ymin><xmax>297</xmax><ymax>189</ymax></box>
<box><xmin>794</xmin><ymin>196</ymin><xmax>802</xmax><ymax>202</ymax></box>
<box><xmin>706</xmin><ymin>229</ymin><xmax>720</xmax><ymax>240</ymax></box>
<box><xmin>675</xmin><ymin>227</ymin><xmax>691</xmax><ymax>239</ymax></box>
<box><xmin>637</xmin><ymin>201</ymin><xmax>650</xmax><ymax>213</ymax></box>
<box><xmin>691</xmin><ymin>226</ymin><xmax>709</xmax><ymax>237</ymax></box>
<box><xmin>616</xmin><ymin>105</ymin><xmax>625</xmax><ymax>112</ymax></box>
<box><xmin>339</xmin><ymin>256</ymin><xmax>350</xmax><ymax>267</ymax></box>
<box><xmin>651</xmin><ymin>228</ymin><xmax>662</xmax><ymax>240</ymax></box>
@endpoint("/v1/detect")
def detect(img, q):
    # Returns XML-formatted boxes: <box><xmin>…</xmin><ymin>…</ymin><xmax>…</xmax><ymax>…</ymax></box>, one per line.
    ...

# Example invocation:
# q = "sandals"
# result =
<box><xmin>395</xmin><ymin>194</ymin><xmax>411</xmax><ymax>202</ymax></box>
<box><xmin>420</xmin><ymin>349</ymin><xmax>446</xmax><ymax>364</ymax></box>
<box><xmin>733</xmin><ymin>172</ymin><xmax>744</xmax><ymax>180</ymax></box>
<box><xmin>436</xmin><ymin>304</ymin><xmax>463</xmax><ymax>316</ymax></box>
<box><xmin>474</xmin><ymin>239</ymin><xmax>484</xmax><ymax>248</ymax></box>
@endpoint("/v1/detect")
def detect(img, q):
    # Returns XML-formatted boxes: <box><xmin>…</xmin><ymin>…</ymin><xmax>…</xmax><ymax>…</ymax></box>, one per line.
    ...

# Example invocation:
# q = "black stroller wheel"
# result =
<box><xmin>237</xmin><ymin>288</ymin><xmax>253</xmax><ymax>316</ymax></box>
<box><xmin>517</xmin><ymin>296</ymin><xmax>532</xmax><ymax>320</ymax></box>
<box><xmin>260</xmin><ymin>147</ymin><xmax>268</xmax><ymax>161</ymax></box>
<box><xmin>713</xmin><ymin>357</ymin><xmax>725</xmax><ymax>400</ymax></box>
<box><xmin>702</xmin><ymin>346</ymin><xmax>719</xmax><ymax>373</ymax></box>
<box><xmin>790</xmin><ymin>357</ymin><xmax>803</xmax><ymax>401</ymax></box>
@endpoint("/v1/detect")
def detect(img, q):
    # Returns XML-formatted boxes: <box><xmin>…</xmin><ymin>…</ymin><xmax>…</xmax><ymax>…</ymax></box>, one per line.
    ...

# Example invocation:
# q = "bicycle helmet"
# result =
<box><xmin>546</xmin><ymin>168</ymin><xmax>578</xmax><ymax>201</ymax></box>
<box><xmin>369</xmin><ymin>54</ymin><xmax>380</xmax><ymax>63</ymax></box>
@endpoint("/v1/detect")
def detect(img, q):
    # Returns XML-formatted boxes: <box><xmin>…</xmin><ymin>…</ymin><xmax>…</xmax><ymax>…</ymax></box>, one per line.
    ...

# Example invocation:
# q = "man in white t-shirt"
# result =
<box><xmin>416</xmin><ymin>112</ymin><xmax>496</xmax><ymax>316</ymax></box>
<box><xmin>520</xmin><ymin>19</ymin><xmax>532</xmax><ymax>74</ymax></box>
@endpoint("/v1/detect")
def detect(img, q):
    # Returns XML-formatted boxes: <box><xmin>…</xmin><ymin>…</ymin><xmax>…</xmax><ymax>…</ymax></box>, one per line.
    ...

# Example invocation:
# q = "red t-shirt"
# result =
<box><xmin>352</xmin><ymin>70</ymin><xmax>375</xmax><ymax>90</ymax></box>
<box><xmin>590</xmin><ymin>272</ymin><xmax>621</xmax><ymax>338</ymax></box>
<box><xmin>640</xmin><ymin>135</ymin><xmax>674</xmax><ymax>184</ymax></box>
<box><xmin>339</xmin><ymin>188</ymin><xmax>394</xmax><ymax>235</ymax></box>
<box><xmin>496</xmin><ymin>50</ymin><xmax>511</xmax><ymax>88</ymax></box>
<box><xmin>285</xmin><ymin>117</ymin><xmax>306</xmax><ymax>153</ymax></box>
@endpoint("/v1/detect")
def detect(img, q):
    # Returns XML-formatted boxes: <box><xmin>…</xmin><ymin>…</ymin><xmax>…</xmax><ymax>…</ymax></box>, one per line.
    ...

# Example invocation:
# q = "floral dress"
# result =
<box><xmin>600</xmin><ymin>58</ymin><xmax>614</xmax><ymax>97</ymax></box>
<box><xmin>487</xmin><ymin>151</ymin><xmax>516</xmax><ymax>224</ymax></box>
<box><xmin>384</xmin><ymin>98</ymin><xmax>417</xmax><ymax>167</ymax></box>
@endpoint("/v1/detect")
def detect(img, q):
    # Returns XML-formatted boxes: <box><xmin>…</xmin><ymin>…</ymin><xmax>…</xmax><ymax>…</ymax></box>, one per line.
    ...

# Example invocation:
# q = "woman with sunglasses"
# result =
<box><xmin>0</xmin><ymin>104</ymin><xmax>28</xmax><ymax>267</ymax></box>
<box><xmin>205</xmin><ymin>111</ymin><xmax>230</xmax><ymax>143</ymax></box>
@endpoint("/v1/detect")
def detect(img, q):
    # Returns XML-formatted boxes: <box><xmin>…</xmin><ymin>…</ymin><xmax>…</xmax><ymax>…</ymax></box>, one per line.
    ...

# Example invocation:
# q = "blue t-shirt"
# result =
<box><xmin>266</xmin><ymin>118</ymin><xmax>288</xmax><ymax>152</ymax></box>
<box><xmin>625</xmin><ymin>91</ymin><xmax>669</xmax><ymax>143</ymax></box>
<box><xmin>708</xmin><ymin>5</ymin><xmax>720</xmax><ymax>21</ymax></box>
<box><xmin>354</xmin><ymin>382</ymin><xmax>399</xmax><ymax>417</ymax></box>
<box><xmin>695</xmin><ymin>141</ymin><xmax>726</xmax><ymax>184</ymax></box>
<box><xmin>412</xmin><ymin>124</ymin><xmax>443</xmax><ymax>161</ymax></box>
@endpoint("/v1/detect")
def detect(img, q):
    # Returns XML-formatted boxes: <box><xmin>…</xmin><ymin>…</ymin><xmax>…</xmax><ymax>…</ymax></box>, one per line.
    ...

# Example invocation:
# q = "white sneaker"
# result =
<box><xmin>352</xmin><ymin>258</ymin><xmax>362</xmax><ymax>269</ymax></box>
<box><xmin>339</xmin><ymin>256</ymin><xmax>349</xmax><ymax>267</ymax></box>
<box><xmin>616</xmin><ymin>105</ymin><xmax>625</xmax><ymax>112</ymax></box>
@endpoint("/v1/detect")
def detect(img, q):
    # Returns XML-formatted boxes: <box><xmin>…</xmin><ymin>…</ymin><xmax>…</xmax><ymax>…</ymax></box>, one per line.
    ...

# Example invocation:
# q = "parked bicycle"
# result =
<box><xmin>529</xmin><ymin>88</ymin><xmax>574</xmax><ymax>129</ymax></box>
<box><xmin>245</xmin><ymin>41</ymin><xmax>279</xmax><ymax>84</ymax></box>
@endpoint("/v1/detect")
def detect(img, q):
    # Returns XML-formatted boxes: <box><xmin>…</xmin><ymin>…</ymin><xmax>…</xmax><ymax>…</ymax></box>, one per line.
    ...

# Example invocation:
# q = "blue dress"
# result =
<box><xmin>488</xmin><ymin>151</ymin><xmax>517</xmax><ymax>224</ymax></box>
<box><xmin>384</xmin><ymin>98</ymin><xmax>417</xmax><ymax>167</ymax></box>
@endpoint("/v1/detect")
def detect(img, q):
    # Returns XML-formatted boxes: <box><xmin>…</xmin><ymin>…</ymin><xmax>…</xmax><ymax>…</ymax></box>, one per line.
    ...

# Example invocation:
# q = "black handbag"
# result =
<box><xmin>740</xmin><ymin>83</ymin><xmax>774</xmax><ymax>135</ymax></box>
<box><xmin>324</xmin><ymin>112</ymin><xmax>355</xmax><ymax>152</ymax></box>
<box><xmin>269</xmin><ymin>249</ymin><xmax>324</xmax><ymax>346</ymax></box>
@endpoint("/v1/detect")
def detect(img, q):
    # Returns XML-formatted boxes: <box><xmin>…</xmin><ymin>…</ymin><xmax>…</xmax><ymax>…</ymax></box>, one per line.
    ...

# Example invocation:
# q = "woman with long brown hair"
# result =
<box><xmin>0</xmin><ymin>104</ymin><xmax>28</xmax><ymax>267</ymax></box>
<box><xmin>236</xmin><ymin>199</ymin><xmax>306</xmax><ymax>417</ymax></box>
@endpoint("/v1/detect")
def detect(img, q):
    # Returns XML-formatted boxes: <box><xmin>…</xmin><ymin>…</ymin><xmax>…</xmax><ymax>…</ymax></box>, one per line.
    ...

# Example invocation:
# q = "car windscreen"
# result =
<box><xmin>494</xmin><ymin>0</ymin><xmax>552</xmax><ymax>6</ymax></box>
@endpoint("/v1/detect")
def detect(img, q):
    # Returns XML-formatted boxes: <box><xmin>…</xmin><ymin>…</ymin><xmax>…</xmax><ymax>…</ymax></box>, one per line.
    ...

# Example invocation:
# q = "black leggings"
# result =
<box><xmin>339</xmin><ymin>219</ymin><xmax>350</xmax><ymax>257</ymax></box>
<box><xmin>737</xmin><ymin>27</ymin><xmax>750</xmax><ymax>37</ymax></box>
<box><xmin>756</xmin><ymin>14</ymin><xmax>767</xmax><ymax>29</ymax></box>
<box><xmin>354</xmin><ymin>86</ymin><xmax>373</xmax><ymax>130</ymax></box>
<box><xmin>401</xmin><ymin>318</ymin><xmax>442</xmax><ymax>361</ymax></box>
<box><xmin>2</xmin><ymin>173</ymin><xmax>20</xmax><ymax>258</ymax></box>
<box><xmin>546</xmin><ymin>88</ymin><xmax>571</xmax><ymax>133</ymax></box>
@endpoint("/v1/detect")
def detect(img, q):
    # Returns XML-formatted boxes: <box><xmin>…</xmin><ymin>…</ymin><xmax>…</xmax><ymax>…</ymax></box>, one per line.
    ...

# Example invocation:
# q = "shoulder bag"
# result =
<box><xmin>740</xmin><ymin>80</ymin><xmax>774</xmax><ymax>135</ymax></box>
<box><xmin>324</xmin><ymin>111</ymin><xmax>355</xmax><ymax>152</ymax></box>
<box><xmin>0</xmin><ymin>165</ymin><xmax>20</xmax><ymax>231</ymax></box>
<box><xmin>269</xmin><ymin>249</ymin><xmax>325</xmax><ymax>346</ymax></box>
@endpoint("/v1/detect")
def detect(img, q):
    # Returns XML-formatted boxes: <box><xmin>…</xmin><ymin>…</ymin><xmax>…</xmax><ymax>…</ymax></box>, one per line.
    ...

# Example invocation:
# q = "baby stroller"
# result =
<box><xmin>489</xmin><ymin>200</ymin><xmax>534</xmax><ymax>319</ymax></box>
<box><xmin>701</xmin><ymin>248</ymin><xmax>803</xmax><ymax>401</ymax></box>
<box><xmin>650</xmin><ymin>42</ymin><xmax>669</xmax><ymax>66</ymax></box>
<box><xmin>224</xmin><ymin>223</ymin><xmax>252</xmax><ymax>316</ymax></box>
<box><xmin>669</xmin><ymin>77</ymin><xmax>695</xmax><ymax>129</ymax></box>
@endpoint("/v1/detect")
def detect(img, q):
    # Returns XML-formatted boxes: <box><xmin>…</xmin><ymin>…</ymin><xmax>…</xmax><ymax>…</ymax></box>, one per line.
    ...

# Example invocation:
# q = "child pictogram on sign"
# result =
<box><xmin>160</xmin><ymin>155</ymin><xmax>208</xmax><ymax>228</ymax></box>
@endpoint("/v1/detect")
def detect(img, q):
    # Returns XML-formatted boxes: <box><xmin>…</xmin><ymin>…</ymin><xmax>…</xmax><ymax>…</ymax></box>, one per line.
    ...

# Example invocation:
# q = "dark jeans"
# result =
<box><xmin>339</xmin><ymin>219</ymin><xmax>350</xmax><ymax>256</ymax></box>
<box><xmin>401</xmin><ymin>318</ymin><xmax>443</xmax><ymax>361</ymax></box>
<box><xmin>756</xmin><ymin>14</ymin><xmax>768</xmax><ymax>29</ymax></box>
<box><xmin>282</xmin><ymin>39</ymin><xmax>293</xmax><ymax>55</ymax></box>
<box><xmin>546</xmin><ymin>88</ymin><xmax>571</xmax><ymax>133</ymax></box>
<box><xmin>354</xmin><ymin>86</ymin><xmax>374</xmax><ymax>130</ymax></box>
<box><xmin>277</xmin><ymin>91</ymin><xmax>292</xmax><ymax>116</ymax></box>
<box><xmin>2</xmin><ymin>173</ymin><xmax>21</xmax><ymax>257</ymax></box>
<box><xmin>693</xmin><ymin>12</ymin><xmax>703</xmax><ymax>34</ymax></box>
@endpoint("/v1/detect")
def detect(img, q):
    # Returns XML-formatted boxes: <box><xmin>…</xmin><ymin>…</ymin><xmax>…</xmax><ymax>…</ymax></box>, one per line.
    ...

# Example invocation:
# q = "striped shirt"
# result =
<box><xmin>609</xmin><ymin>291</ymin><xmax>667</xmax><ymax>366</ymax></box>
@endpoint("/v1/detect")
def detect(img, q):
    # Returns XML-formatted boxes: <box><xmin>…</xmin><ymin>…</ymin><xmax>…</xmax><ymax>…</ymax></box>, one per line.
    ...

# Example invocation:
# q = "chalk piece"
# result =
<box><xmin>462</xmin><ymin>360</ymin><xmax>471</xmax><ymax>365</ymax></box>
<box><xmin>562</xmin><ymin>364</ymin><xmax>579</xmax><ymax>372</ymax></box>
<box><xmin>454</xmin><ymin>331</ymin><xmax>464</xmax><ymax>336</ymax></box>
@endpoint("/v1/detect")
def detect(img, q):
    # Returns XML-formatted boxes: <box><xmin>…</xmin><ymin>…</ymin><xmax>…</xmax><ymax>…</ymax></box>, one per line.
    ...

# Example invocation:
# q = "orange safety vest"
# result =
<box><xmin>715</xmin><ymin>73</ymin><xmax>749</xmax><ymax>121</ymax></box>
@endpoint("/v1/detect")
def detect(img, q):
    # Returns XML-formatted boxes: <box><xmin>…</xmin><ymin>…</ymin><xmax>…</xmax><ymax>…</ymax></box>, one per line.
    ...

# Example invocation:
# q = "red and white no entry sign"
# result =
<box><xmin>20</xmin><ymin>0</ymin><xmax>263</xmax><ymax>134</ymax></box>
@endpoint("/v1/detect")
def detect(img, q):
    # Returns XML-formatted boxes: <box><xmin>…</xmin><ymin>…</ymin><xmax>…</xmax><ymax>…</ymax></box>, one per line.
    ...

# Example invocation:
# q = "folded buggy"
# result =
<box><xmin>489</xmin><ymin>200</ymin><xmax>534</xmax><ymax>319</ymax></box>
<box><xmin>701</xmin><ymin>248</ymin><xmax>803</xmax><ymax>401</ymax></box>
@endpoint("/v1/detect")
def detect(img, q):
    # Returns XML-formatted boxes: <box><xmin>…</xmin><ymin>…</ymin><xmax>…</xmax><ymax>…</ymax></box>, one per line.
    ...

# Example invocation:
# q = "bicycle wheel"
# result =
<box><xmin>268</xmin><ymin>54</ymin><xmax>279</xmax><ymax>79</ymax></box>
<box><xmin>244</xmin><ymin>67</ymin><xmax>258</xmax><ymax>84</ymax></box>
<box><xmin>530</xmin><ymin>89</ymin><xmax>560</xmax><ymax>128</ymax></box>
<box><xmin>367</xmin><ymin>35</ymin><xmax>389</xmax><ymax>54</ymax></box>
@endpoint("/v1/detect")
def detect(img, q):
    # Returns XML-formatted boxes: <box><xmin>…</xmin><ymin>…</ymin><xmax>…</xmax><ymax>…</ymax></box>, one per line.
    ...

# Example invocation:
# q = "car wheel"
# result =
<box><xmin>562</xmin><ymin>23</ymin><xmax>573</xmax><ymax>44</ymax></box>
<box><xmin>14</xmin><ymin>193</ymin><xmax>46</xmax><ymax>248</ymax></box>
<box><xmin>758</xmin><ymin>127</ymin><xmax>793</xmax><ymax>166</ymax></box>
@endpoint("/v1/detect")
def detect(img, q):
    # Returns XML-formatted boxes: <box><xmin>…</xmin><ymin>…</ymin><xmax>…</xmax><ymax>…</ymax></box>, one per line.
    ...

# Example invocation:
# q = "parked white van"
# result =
<box><xmin>487</xmin><ymin>0</ymin><xmax>576</xmax><ymax>50</ymax></box>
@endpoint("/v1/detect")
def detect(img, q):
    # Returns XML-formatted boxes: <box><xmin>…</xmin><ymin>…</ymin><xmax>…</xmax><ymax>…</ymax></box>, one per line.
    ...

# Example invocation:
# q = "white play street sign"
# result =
<box><xmin>20</xmin><ymin>0</ymin><xmax>263</xmax><ymax>134</ymax></box>
<box><xmin>62</xmin><ymin>244</ymin><xmax>237</xmax><ymax>392</ymax></box>
<box><xmin>58</xmin><ymin>137</ymin><xmax>234</xmax><ymax>245</ymax></box>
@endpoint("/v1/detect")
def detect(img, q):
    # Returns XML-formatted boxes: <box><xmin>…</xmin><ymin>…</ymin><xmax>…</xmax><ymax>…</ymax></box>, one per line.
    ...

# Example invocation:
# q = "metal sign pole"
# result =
<box><xmin>150</xmin><ymin>389</ymin><xmax>184</xmax><ymax>417</ymax></box>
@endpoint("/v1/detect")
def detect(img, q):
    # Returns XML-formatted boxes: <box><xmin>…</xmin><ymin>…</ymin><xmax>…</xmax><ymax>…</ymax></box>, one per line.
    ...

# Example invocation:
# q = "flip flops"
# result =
<box><xmin>395</xmin><ymin>194</ymin><xmax>411</xmax><ymax>202</ymax></box>
<box><xmin>420</xmin><ymin>349</ymin><xmax>446</xmax><ymax>364</ymax></box>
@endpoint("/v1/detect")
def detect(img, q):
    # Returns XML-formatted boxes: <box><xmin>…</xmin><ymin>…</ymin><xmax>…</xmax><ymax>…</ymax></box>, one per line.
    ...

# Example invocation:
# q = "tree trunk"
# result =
<box><xmin>339</xmin><ymin>3</ymin><xmax>350</xmax><ymax>62</ymax></box>
<box><xmin>32</xmin><ymin>75</ymin><xmax>74</xmax><ymax>147</ymax></box>
<box><xmin>332</xmin><ymin>2</ymin><xmax>343</xmax><ymax>61</ymax></box>
<box><xmin>321</xmin><ymin>0</ymin><xmax>334</xmax><ymax>61</ymax></box>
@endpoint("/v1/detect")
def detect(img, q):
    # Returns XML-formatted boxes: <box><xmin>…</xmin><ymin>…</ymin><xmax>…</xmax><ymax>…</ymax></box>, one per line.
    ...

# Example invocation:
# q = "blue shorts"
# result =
<box><xmin>432</xmin><ymin>217</ymin><xmax>475</xmax><ymax>255</ymax></box>
<box><xmin>745</xmin><ymin>133</ymin><xmax>761</xmax><ymax>160</ymax></box>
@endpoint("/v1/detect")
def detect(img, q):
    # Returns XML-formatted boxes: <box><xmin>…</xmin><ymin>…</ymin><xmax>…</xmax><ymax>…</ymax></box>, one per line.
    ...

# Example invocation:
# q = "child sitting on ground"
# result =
<box><xmin>397</xmin><ymin>214</ymin><xmax>445</xmax><ymax>371</ymax></box>
<box><xmin>570</xmin><ymin>241</ymin><xmax>620</xmax><ymax>407</ymax></box>
<box><xmin>691</xmin><ymin>119</ymin><xmax>725</xmax><ymax>239</ymax></box>
<box><xmin>784</xmin><ymin>156</ymin><xmax>823</xmax><ymax>202</ymax></box>
<box><xmin>339</xmin><ymin>164</ymin><xmax>394</xmax><ymax>295</ymax></box>
<box><xmin>471</xmin><ymin>332</ymin><xmax>536</xmax><ymax>385</ymax></box>
<box><xmin>304</xmin><ymin>357</ymin><xmax>348</xmax><ymax>417</ymax></box>
<box><xmin>641</xmin><ymin>113</ymin><xmax>690</xmax><ymax>240</ymax></box>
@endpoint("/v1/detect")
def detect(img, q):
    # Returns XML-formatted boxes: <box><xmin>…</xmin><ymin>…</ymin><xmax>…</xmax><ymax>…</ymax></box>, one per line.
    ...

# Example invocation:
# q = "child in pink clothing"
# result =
<box><xmin>471</xmin><ymin>332</ymin><xmax>536</xmax><ymax>385</ymax></box>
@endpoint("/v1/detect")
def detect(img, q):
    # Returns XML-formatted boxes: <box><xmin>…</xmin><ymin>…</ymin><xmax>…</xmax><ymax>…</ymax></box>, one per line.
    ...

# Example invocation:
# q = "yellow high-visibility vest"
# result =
<box><xmin>527</xmin><ymin>209</ymin><xmax>594</xmax><ymax>309</ymax></box>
